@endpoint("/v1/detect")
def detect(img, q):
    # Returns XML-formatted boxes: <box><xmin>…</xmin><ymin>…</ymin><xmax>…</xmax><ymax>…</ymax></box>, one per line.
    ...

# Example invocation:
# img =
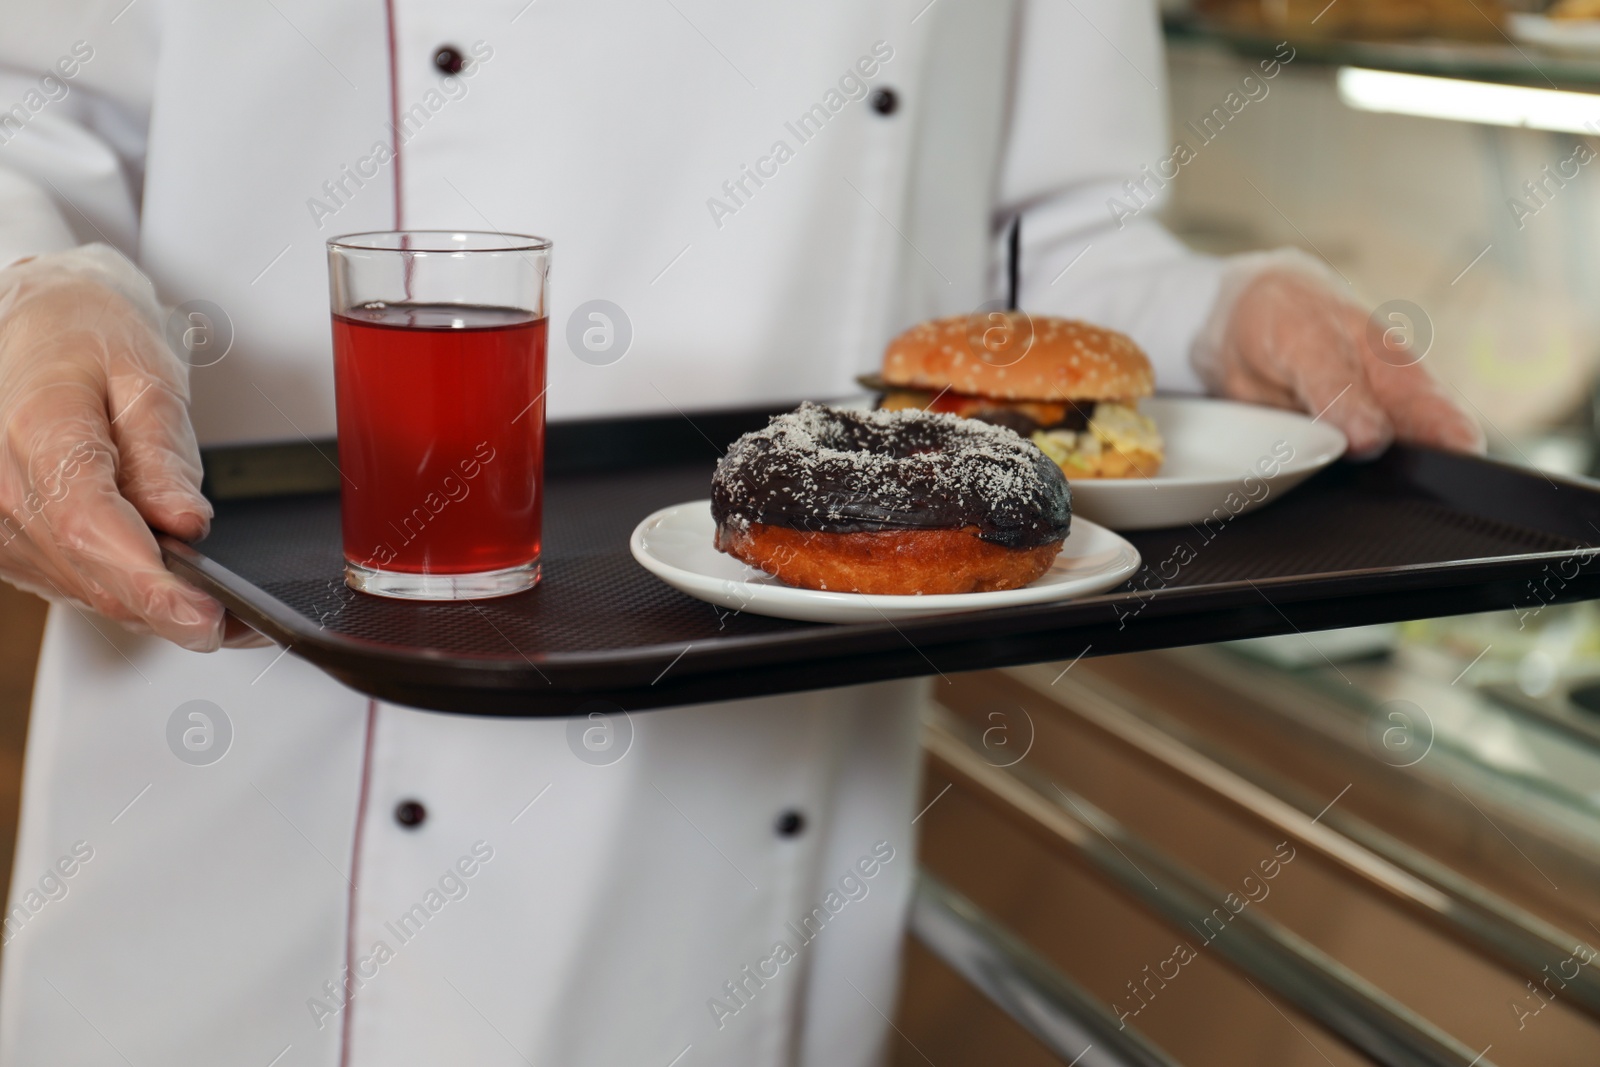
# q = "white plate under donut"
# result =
<box><xmin>630</xmin><ymin>501</ymin><xmax>1141</xmax><ymax>624</ymax></box>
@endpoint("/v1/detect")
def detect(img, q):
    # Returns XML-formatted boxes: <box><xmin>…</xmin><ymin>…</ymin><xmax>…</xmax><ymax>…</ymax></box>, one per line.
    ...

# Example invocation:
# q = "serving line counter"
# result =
<box><xmin>908</xmin><ymin>642</ymin><xmax>1600</xmax><ymax>1066</ymax></box>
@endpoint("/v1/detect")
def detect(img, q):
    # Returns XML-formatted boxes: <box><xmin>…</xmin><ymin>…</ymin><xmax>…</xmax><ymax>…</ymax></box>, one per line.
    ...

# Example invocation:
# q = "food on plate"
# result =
<box><xmin>1551</xmin><ymin>0</ymin><xmax>1600</xmax><ymax>19</ymax></box>
<box><xmin>866</xmin><ymin>313</ymin><xmax>1164</xmax><ymax>479</ymax></box>
<box><xmin>1193</xmin><ymin>0</ymin><xmax>1504</xmax><ymax>40</ymax></box>
<box><xmin>711</xmin><ymin>402</ymin><xmax>1071</xmax><ymax>595</ymax></box>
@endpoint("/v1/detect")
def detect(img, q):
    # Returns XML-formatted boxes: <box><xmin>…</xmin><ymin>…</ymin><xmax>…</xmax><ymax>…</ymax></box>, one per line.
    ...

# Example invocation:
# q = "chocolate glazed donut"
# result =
<box><xmin>711</xmin><ymin>402</ymin><xmax>1072</xmax><ymax>595</ymax></box>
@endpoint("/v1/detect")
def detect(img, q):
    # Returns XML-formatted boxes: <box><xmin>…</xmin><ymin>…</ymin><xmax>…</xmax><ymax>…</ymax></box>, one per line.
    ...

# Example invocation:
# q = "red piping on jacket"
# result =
<box><xmin>383</xmin><ymin>0</ymin><xmax>404</xmax><ymax>229</ymax></box>
<box><xmin>338</xmin><ymin>700</ymin><xmax>380</xmax><ymax>1067</ymax></box>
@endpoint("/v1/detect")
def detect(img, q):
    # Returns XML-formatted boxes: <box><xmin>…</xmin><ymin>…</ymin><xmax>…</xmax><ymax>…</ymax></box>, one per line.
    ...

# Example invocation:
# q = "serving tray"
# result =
<box><xmin>159</xmin><ymin>407</ymin><xmax>1600</xmax><ymax>715</ymax></box>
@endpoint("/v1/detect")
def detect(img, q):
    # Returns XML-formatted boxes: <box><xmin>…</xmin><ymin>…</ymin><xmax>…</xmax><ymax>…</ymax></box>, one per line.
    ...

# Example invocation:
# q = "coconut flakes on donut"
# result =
<box><xmin>710</xmin><ymin>402</ymin><xmax>1071</xmax><ymax>550</ymax></box>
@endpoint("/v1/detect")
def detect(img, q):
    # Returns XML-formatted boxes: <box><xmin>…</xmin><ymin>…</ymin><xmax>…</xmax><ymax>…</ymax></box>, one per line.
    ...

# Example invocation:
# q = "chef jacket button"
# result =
<box><xmin>869</xmin><ymin>88</ymin><xmax>899</xmax><ymax>116</ymax></box>
<box><xmin>394</xmin><ymin>799</ymin><xmax>428</xmax><ymax>828</ymax></box>
<box><xmin>775</xmin><ymin>810</ymin><xmax>806</xmax><ymax>838</ymax></box>
<box><xmin>433</xmin><ymin>45</ymin><xmax>466</xmax><ymax>75</ymax></box>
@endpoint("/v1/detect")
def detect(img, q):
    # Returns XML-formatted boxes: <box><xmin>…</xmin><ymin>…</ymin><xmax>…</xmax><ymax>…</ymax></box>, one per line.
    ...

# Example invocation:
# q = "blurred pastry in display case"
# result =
<box><xmin>1509</xmin><ymin>2</ymin><xmax>1600</xmax><ymax>51</ymax></box>
<box><xmin>1193</xmin><ymin>0</ymin><xmax>1506</xmax><ymax>40</ymax></box>
<box><xmin>1550</xmin><ymin>0</ymin><xmax>1600</xmax><ymax>20</ymax></box>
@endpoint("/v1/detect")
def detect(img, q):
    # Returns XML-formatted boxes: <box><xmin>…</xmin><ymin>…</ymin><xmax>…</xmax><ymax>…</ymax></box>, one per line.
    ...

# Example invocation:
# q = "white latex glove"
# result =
<box><xmin>1194</xmin><ymin>250</ymin><xmax>1485</xmax><ymax>459</ymax></box>
<box><xmin>0</xmin><ymin>245</ymin><xmax>244</xmax><ymax>651</ymax></box>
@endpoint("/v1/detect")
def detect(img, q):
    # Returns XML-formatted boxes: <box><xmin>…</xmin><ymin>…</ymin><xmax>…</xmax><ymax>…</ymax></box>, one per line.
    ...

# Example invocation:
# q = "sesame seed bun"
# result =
<box><xmin>882</xmin><ymin>313</ymin><xmax>1154</xmax><ymax>402</ymax></box>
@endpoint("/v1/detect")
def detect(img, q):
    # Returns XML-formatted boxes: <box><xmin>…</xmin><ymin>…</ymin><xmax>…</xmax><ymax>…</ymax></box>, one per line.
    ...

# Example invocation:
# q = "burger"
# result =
<box><xmin>863</xmin><ymin>312</ymin><xmax>1164</xmax><ymax>479</ymax></box>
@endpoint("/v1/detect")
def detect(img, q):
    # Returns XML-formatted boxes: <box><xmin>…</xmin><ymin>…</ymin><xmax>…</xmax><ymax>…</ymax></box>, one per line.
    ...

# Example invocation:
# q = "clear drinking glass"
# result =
<box><xmin>327</xmin><ymin>231</ymin><xmax>551</xmax><ymax>599</ymax></box>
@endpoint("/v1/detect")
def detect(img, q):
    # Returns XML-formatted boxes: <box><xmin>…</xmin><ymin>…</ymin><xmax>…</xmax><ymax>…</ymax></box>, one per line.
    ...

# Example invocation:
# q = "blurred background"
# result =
<box><xmin>894</xmin><ymin>6</ymin><xmax>1600</xmax><ymax>1064</ymax></box>
<box><xmin>1164</xmin><ymin>0</ymin><xmax>1600</xmax><ymax>466</ymax></box>
<box><xmin>7</xmin><ymin>1</ymin><xmax>1600</xmax><ymax>1065</ymax></box>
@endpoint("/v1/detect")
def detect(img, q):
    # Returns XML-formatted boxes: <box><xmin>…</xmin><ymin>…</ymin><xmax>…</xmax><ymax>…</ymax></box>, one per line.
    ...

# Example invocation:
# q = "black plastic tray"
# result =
<box><xmin>159</xmin><ymin>407</ymin><xmax>1600</xmax><ymax>715</ymax></box>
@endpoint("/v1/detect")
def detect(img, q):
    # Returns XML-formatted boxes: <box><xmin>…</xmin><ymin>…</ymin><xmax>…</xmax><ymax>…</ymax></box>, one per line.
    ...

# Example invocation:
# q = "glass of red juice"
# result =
<box><xmin>326</xmin><ymin>231</ymin><xmax>550</xmax><ymax>599</ymax></box>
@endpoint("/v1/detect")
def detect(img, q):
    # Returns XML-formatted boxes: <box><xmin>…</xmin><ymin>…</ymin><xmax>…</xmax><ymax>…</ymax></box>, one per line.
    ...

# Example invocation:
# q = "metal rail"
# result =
<box><xmin>1004</xmin><ymin>664</ymin><xmax>1600</xmax><ymax>1023</ymax></box>
<box><xmin>922</xmin><ymin>705</ymin><xmax>1498</xmax><ymax>1067</ymax></box>
<box><xmin>1481</xmin><ymin>680</ymin><xmax>1600</xmax><ymax>758</ymax></box>
<box><xmin>909</xmin><ymin>873</ymin><xmax>1183</xmax><ymax>1067</ymax></box>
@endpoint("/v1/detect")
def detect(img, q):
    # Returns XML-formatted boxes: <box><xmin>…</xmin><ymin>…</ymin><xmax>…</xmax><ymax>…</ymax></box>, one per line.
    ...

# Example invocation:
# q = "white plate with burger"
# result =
<box><xmin>1068</xmin><ymin>396</ymin><xmax>1347</xmax><ymax>531</ymax></box>
<box><xmin>631</xmin><ymin>501</ymin><xmax>1140</xmax><ymax>624</ymax></box>
<box><xmin>862</xmin><ymin>311</ymin><xmax>1347</xmax><ymax>531</ymax></box>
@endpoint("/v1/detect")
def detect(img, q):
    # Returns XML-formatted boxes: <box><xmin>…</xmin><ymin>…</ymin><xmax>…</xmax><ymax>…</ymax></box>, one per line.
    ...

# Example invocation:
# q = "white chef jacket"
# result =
<box><xmin>0</xmin><ymin>2</ymin><xmax>1225</xmax><ymax>1065</ymax></box>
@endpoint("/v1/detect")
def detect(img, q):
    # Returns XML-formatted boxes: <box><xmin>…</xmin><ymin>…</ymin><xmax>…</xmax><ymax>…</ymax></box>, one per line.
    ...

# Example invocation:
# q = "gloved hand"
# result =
<box><xmin>1196</xmin><ymin>250</ymin><xmax>1485</xmax><ymax>458</ymax></box>
<box><xmin>0</xmin><ymin>244</ymin><xmax>238</xmax><ymax>651</ymax></box>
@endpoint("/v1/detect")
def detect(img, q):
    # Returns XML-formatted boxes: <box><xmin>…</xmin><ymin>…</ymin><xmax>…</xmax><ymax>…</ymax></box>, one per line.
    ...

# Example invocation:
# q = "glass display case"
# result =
<box><xmin>1164</xmin><ymin>9</ymin><xmax>1600</xmax><ymax>90</ymax></box>
<box><xmin>899</xmin><ymin>621</ymin><xmax>1600</xmax><ymax>1065</ymax></box>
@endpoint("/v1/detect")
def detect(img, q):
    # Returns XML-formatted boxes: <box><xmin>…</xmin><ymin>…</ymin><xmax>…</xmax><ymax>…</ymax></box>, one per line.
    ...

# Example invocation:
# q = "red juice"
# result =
<box><xmin>331</xmin><ymin>303</ymin><xmax>547</xmax><ymax>576</ymax></box>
